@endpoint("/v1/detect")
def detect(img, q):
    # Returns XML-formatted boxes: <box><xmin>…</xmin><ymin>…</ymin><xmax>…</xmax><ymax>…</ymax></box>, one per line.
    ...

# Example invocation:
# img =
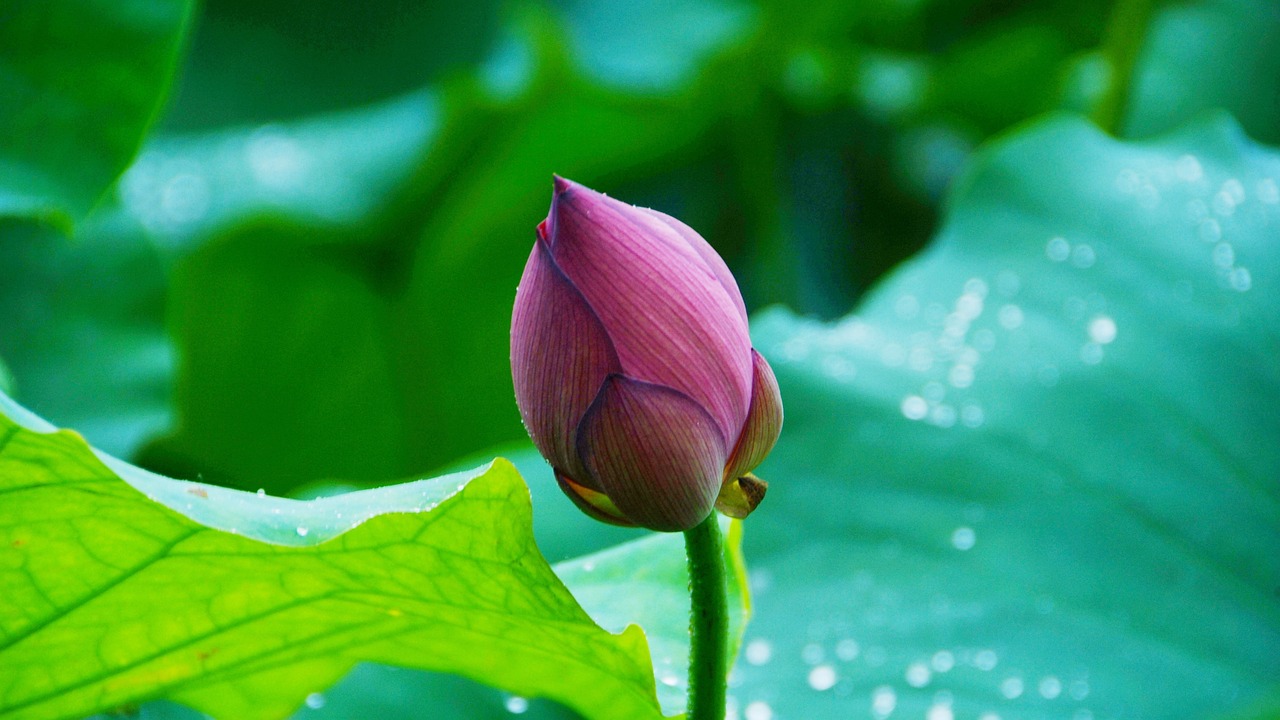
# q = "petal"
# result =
<box><xmin>511</xmin><ymin>238</ymin><xmax>620</xmax><ymax>487</ymax></box>
<box><xmin>548</xmin><ymin>178</ymin><xmax>753</xmax><ymax>444</ymax></box>
<box><xmin>555</xmin><ymin>470</ymin><xmax>636</xmax><ymax>527</ymax></box>
<box><xmin>577</xmin><ymin>375</ymin><xmax>726</xmax><ymax>532</ymax></box>
<box><xmin>628</xmin><ymin>206</ymin><xmax>748</xmax><ymax>325</ymax></box>
<box><xmin>723</xmin><ymin>349</ymin><xmax>784</xmax><ymax>482</ymax></box>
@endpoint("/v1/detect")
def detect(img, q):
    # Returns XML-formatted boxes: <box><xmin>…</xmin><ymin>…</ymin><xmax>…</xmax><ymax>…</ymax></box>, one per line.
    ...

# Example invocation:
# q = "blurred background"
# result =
<box><xmin>9</xmin><ymin>0</ymin><xmax>1276</xmax><ymax>497</ymax></box>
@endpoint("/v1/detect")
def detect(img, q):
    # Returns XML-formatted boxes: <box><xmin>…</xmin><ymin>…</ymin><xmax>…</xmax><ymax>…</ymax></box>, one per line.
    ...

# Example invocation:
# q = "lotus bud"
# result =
<box><xmin>510</xmin><ymin>176</ymin><xmax>783</xmax><ymax>532</ymax></box>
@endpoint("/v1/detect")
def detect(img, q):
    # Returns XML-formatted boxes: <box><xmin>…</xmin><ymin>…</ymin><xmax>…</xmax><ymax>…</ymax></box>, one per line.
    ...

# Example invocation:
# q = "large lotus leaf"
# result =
<box><xmin>0</xmin><ymin>0</ymin><xmax>194</xmax><ymax>228</ymax></box>
<box><xmin>726</xmin><ymin>114</ymin><xmax>1280</xmax><ymax>718</ymax></box>
<box><xmin>0</xmin><ymin>393</ymin><xmax>749</xmax><ymax>720</ymax></box>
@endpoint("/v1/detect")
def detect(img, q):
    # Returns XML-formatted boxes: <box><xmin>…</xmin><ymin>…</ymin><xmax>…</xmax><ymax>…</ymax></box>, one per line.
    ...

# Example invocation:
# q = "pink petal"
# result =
<box><xmin>628</xmin><ymin>206</ymin><xmax>748</xmax><ymax>325</ymax></box>
<box><xmin>511</xmin><ymin>238</ymin><xmax>620</xmax><ymax>488</ymax></box>
<box><xmin>723</xmin><ymin>349</ymin><xmax>783</xmax><ymax>482</ymax></box>
<box><xmin>576</xmin><ymin>375</ymin><xmax>726</xmax><ymax>532</ymax></box>
<box><xmin>547</xmin><ymin>178</ymin><xmax>753</xmax><ymax>444</ymax></box>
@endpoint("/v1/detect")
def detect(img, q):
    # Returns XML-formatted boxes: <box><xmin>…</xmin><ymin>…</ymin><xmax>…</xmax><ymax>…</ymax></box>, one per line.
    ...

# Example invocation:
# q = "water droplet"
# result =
<box><xmin>871</xmin><ymin>686</ymin><xmax>897</xmax><ymax>719</ymax></box>
<box><xmin>998</xmin><ymin>304</ymin><xmax>1024</xmax><ymax>330</ymax></box>
<box><xmin>295</xmin><ymin>527</ymin><xmax>309</xmax><ymax>537</ymax></box>
<box><xmin>836</xmin><ymin>638</ymin><xmax>860</xmax><ymax>661</ymax></box>
<box><xmin>304</xmin><ymin>693</ymin><xmax>325</xmax><ymax>710</ymax></box>
<box><xmin>948</xmin><ymin>364</ymin><xmax>974</xmax><ymax>389</ymax></box>
<box><xmin>931</xmin><ymin>650</ymin><xmax>955</xmax><ymax>672</ymax></box>
<box><xmin>808</xmin><ymin>664</ymin><xmax>838</xmax><ymax>691</ymax></box>
<box><xmin>660</xmin><ymin>673</ymin><xmax>680</xmax><ymax>687</ymax></box>
<box><xmin>1088</xmin><ymin>315</ymin><xmax>1117</xmax><ymax>345</ymax></box>
<box><xmin>1069</xmin><ymin>678</ymin><xmax>1091</xmax><ymax>700</ymax></box>
<box><xmin>160</xmin><ymin>173</ymin><xmax>210</xmax><ymax>225</ymax></box>
<box><xmin>1175</xmin><ymin>154</ymin><xmax>1203</xmax><ymax>182</ymax></box>
<box><xmin>1257</xmin><ymin>178</ymin><xmax>1279</xmax><ymax>204</ymax></box>
<box><xmin>1212</xmin><ymin>190</ymin><xmax>1237</xmax><ymax>216</ymax></box>
<box><xmin>1198</xmin><ymin>218</ymin><xmax>1222</xmax><ymax>242</ymax></box>
<box><xmin>1222</xmin><ymin>178</ymin><xmax>1246</xmax><ymax>204</ymax></box>
<box><xmin>801</xmin><ymin>642</ymin><xmax>825</xmax><ymax>665</ymax></box>
<box><xmin>505</xmin><ymin>696</ymin><xmax>529</xmax><ymax>714</ymax></box>
<box><xmin>1000</xmin><ymin>676</ymin><xmax>1024</xmax><ymax>699</ymax></box>
<box><xmin>901</xmin><ymin>395</ymin><xmax>928</xmax><ymax>421</ymax></box>
<box><xmin>956</xmin><ymin>292</ymin><xmax>984</xmax><ymax>320</ymax></box>
<box><xmin>1070</xmin><ymin>244</ymin><xmax>1096</xmax><ymax>269</ymax></box>
<box><xmin>582</xmin><ymin>560</ymin><xmax>596</xmax><ymax>572</ymax></box>
<box><xmin>905</xmin><ymin>662</ymin><xmax>932</xmax><ymax>687</ymax></box>
<box><xmin>749</xmin><ymin>568</ymin><xmax>773</xmax><ymax>593</ymax></box>
<box><xmin>247</xmin><ymin>126</ymin><xmax>309</xmax><ymax>189</ymax></box>
<box><xmin>950</xmin><ymin>527</ymin><xmax>976</xmax><ymax>551</ymax></box>
<box><xmin>745</xmin><ymin>700</ymin><xmax>773</xmax><ymax>720</ymax></box>
<box><xmin>1228</xmin><ymin>266</ymin><xmax>1252</xmax><ymax>292</ymax></box>
<box><xmin>973</xmin><ymin>650</ymin><xmax>998</xmax><ymax>671</ymax></box>
<box><xmin>930</xmin><ymin>404</ymin><xmax>957</xmax><ymax>428</ymax></box>
<box><xmin>745</xmin><ymin>639</ymin><xmax>773</xmax><ymax>666</ymax></box>
<box><xmin>1039</xmin><ymin>676</ymin><xmax>1062</xmax><ymax>699</ymax></box>
<box><xmin>781</xmin><ymin>337</ymin><xmax>810</xmax><ymax>362</ymax></box>
<box><xmin>256</xmin><ymin>488</ymin><xmax>266</xmax><ymax>497</ymax></box>
<box><xmin>964</xmin><ymin>277</ymin><xmax>989</xmax><ymax>297</ymax></box>
<box><xmin>823</xmin><ymin>355</ymin><xmax>856</xmax><ymax>381</ymax></box>
<box><xmin>1046</xmin><ymin>237</ymin><xmax>1070</xmax><ymax>262</ymax></box>
<box><xmin>927</xmin><ymin>702</ymin><xmax>954</xmax><ymax>720</ymax></box>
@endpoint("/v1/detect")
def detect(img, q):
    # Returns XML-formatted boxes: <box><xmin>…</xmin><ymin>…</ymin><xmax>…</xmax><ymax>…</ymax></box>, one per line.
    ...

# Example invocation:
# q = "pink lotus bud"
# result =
<box><xmin>511</xmin><ymin>176</ymin><xmax>783</xmax><ymax>532</ymax></box>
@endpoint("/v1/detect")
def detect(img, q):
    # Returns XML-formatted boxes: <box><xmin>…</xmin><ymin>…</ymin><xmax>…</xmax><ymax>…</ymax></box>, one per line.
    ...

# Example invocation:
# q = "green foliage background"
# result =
<box><xmin>1</xmin><ymin>0</ymin><xmax>1278</xmax><ymax>718</ymax></box>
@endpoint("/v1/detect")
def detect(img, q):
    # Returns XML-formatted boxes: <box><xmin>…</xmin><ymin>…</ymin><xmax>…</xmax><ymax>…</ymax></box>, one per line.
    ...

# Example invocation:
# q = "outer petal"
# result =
<box><xmin>576</xmin><ymin>375</ymin><xmax>726</xmax><ymax>532</ymax></box>
<box><xmin>554</xmin><ymin>471</ymin><xmax>636</xmax><ymax>527</ymax></box>
<box><xmin>548</xmin><ymin>178</ymin><xmax>752</xmax><ymax>444</ymax></box>
<box><xmin>628</xmin><ymin>206</ymin><xmax>748</xmax><ymax>325</ymax></box>
<box><xmin>722</xmin><ymin>349</ymin><xmax>783</xmax><ymax>482</ymax></box>
<box><xmin>511</xmin><ymin>238</ymin><xmax>620</xmax><ymax>488</ymax></box>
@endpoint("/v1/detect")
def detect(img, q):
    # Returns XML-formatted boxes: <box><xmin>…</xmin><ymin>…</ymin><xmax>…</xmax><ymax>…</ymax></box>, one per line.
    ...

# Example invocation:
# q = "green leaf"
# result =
<box><xmin>0</xmin><ymin>393</ymin><xmax>749</xmax><ymax>720</ymax></box>
<box><xmin>1125</xmin><ymin>0</ymin><xmax>1280</xmax><ymax>143</ymax></box>
<box><xmin>0</xmin><ymin>0</ymin><xmax>195</xmax><ymax>229</ymax></box>
<box><xmin>731</xmin><ymin>114</ymin><xmax>1280</xmax><ymax>718</ymax></box>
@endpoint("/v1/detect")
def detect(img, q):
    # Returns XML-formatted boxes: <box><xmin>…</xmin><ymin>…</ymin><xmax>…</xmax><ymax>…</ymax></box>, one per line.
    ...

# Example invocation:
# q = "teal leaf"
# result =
<box><xmin>733</xmin><ymin>114</ymin><xmax>1280</xmax><ymax>718</ymax></box>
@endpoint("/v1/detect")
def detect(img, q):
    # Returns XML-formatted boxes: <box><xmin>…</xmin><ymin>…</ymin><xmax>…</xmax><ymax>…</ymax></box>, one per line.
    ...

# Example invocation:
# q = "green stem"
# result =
<box><xmin>1092</xmin><ymin>0</ymin><xmax>1157</xmax><ymax>135</ymax></box>
<box><xmin>684</xmin><ymin>513</ymin><xmax>729</xmax><ymax>720</ymax></box>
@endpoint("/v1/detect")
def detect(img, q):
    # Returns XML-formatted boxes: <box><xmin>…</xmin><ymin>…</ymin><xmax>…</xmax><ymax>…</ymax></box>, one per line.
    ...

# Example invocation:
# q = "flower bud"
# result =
<box><xmin>510</xmin><ymin>176</ymin><xmax>783</xmax><ymax>532</ymax></box>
